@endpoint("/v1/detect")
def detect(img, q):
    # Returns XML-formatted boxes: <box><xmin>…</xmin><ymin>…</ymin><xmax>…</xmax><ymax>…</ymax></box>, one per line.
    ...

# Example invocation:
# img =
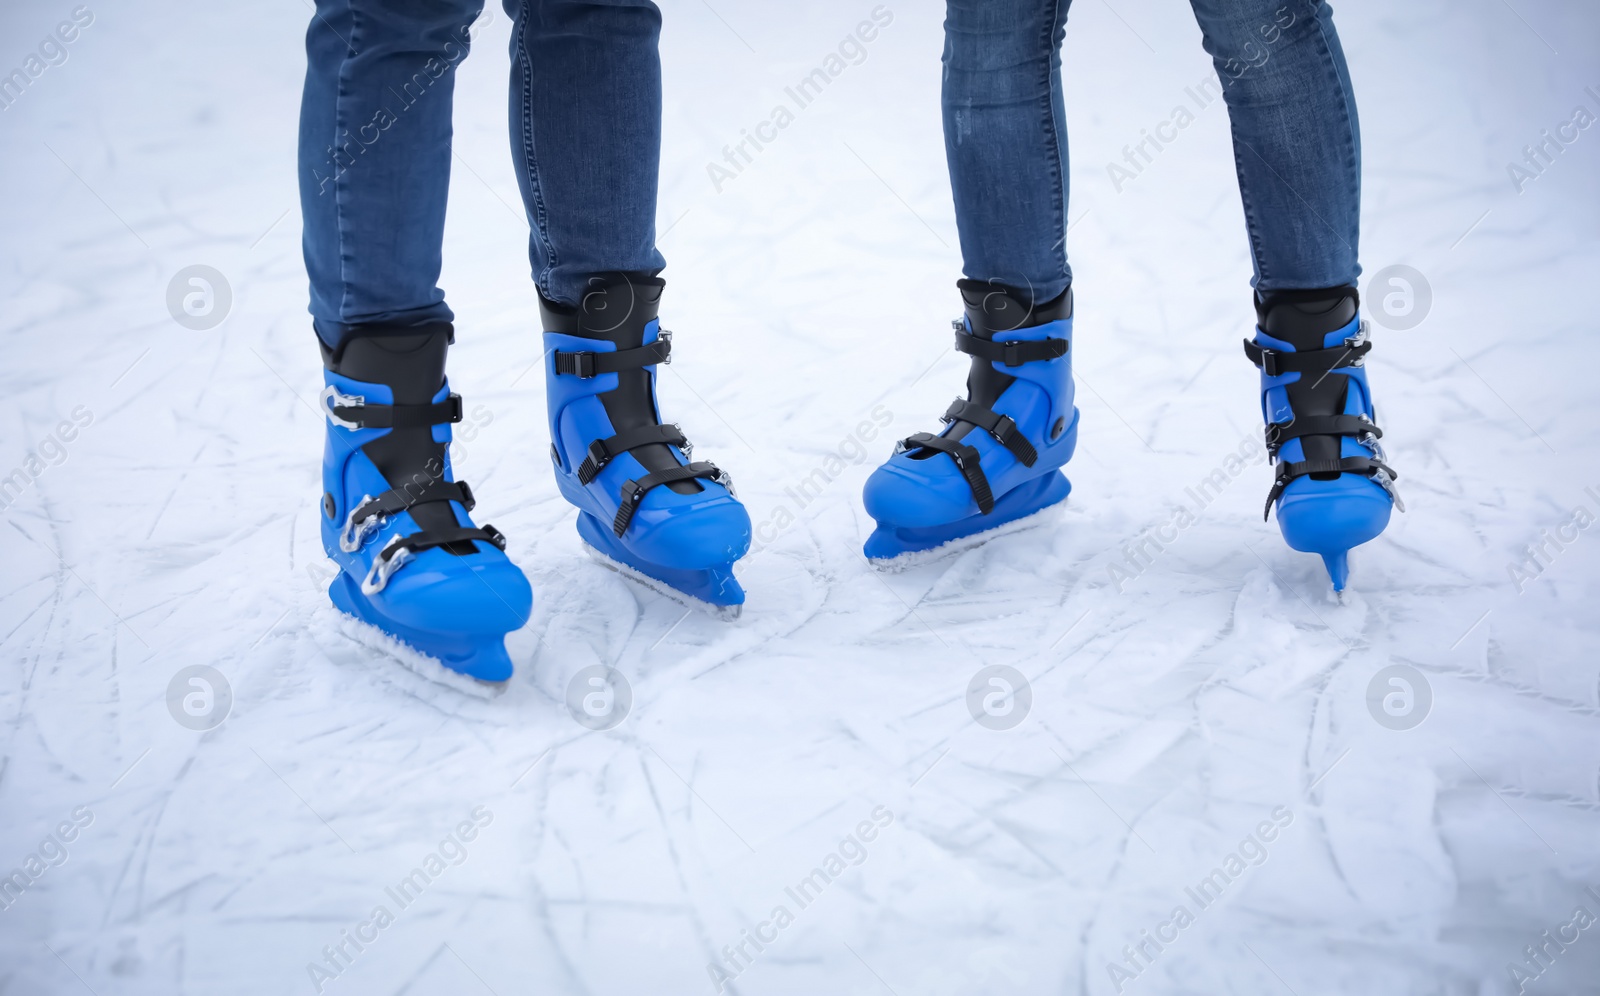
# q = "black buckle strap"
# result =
<box><xmin>331</xmin><ymin>393</ymin><xmax>462</xmax><ymax>429</ymax></box>
<box><xmin>578</xmin><ymin>424</ymin><xmax>689</xmax><ymax>484</ymax></box>
<box><xmin>1264</xmin><ymin>415</ymin><xmax>1382</xmax><ymax>457</ymax></box>
<box><xmin>613</xmin><ymin>461</ymin><xmax>724</xmax><ymax>536</ymax></box>
<box><xmin>954</xmin><ymin>331</ymin><xmax>1068</xmax><ymax>368</ymax></box>
<box><xmin>1263</xmin><ymin>456</ymin><xmax>1398</xmax><ymax>520</ymax></box>
<box><xmin>942</xmin><ymin>399</ymin><xmax>1038</xmax><ymax>468</ymax></box>
<box><xmin>381</xmin><ymin>524</ymin><xmax>507</xmax><ymax>560</ymax></box>
<box><xmin>352</xmin><ymin>479</ymin><xmax>476</xmax><ymax>525</ymax></box>
<box><xmin>554</xmin><ymin>335</ymin><xmax>672</xmax><ymax>379</ymax></box>
<box><xmin>1243</xmin><ymin>338</ymin><xmax>1370</xmax><ymax>378</ymax></box>
<box><xmin>901</xmin><ymin>432</ymin><xmax>994</xmax><ymax>514</ymax></box>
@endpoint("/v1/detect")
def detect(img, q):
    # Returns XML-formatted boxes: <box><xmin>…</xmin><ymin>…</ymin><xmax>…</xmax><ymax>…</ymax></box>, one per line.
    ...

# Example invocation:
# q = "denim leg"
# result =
<box><xmin>943</xmin><ymin>0</ymin><xmax>1073</xmax><ymax>304</ymax></box>
<box><xmin>1187</xmin><ymin>0</ymin><xmax>1361</xmax><ymax>292</ymax></box>
<box><xmin>298</xmin><ymin>0</ymin><xmax>486</xmax><ymax>346</ymax></box>
<box><xmin>503</xmin><ymin>0</ymin><xmax>667</xmax><ymax>307</ymax></box>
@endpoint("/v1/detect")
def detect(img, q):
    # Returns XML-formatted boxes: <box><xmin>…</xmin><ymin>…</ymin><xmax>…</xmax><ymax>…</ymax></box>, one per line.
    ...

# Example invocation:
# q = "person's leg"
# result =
<box><xmin>1187</xmin><ymin>0</ymin><xmax>1360</xmax><ymax>294</ymax></box>
<box><xmin>299</xmin><ymin>0</ymin><xmax>484</xmax><ymax>346</ymax></box>
<box><xmin>1191</xmin><ymin>0</ymin><xmax>1398</xmax><ymax>589</ymax></box>
<box><xmin>299</xmin><ymin>0</ymin><xmax>532</xmax><ymax>678</ymax></box>
<box><xmin>501</xmin><ymin>0</ymin><xmax>665</xmax><ymax>305</ymax></box>
<box><xmin>862</xmin><ymin>0</ymin><xmax>1080</xmax><ymax>562</ymax></box>
<box><xmin>505</xmin><ymin>0</ymin><xmax>748</xmax><ymax>612</ymax></box>
<box><xmin>943</xmin><ymin>0</ymin><xmax>1073</xmax><ymax>305</ymax></box>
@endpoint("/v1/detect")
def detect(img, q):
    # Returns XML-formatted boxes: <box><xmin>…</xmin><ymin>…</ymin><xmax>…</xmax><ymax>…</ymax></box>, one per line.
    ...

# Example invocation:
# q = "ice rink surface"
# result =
<box><xmin>2</xmin><ymin>1</ymin><xmax>1598</xmax><ymax>993</ymax></box>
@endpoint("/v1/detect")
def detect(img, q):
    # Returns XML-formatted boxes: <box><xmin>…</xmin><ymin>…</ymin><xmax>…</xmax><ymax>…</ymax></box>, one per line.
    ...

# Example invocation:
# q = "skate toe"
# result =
<box><xmin>373</xmin><ymin>552</ymin><xmax>534</xmax><ymax>635</ymax></box>
<box><xmin>623</xmin><ymin>495</ymin><xmax>751</xmax><ymax>571</ymax></box>
<box><xmin>863</xmin><ymin>460</ymin><xmax>976</xmax><ymax>528</ymax></box>
<box><xmin>1276</xmin><ymin>473</ymin><xmax>1392</xmax><ymax>556</ymax></box>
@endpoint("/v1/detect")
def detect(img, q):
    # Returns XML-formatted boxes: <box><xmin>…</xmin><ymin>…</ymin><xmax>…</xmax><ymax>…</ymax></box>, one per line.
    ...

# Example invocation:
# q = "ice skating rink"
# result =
<box><xmin>3</xmin><ymin>1</ymin><xmax>1598</xmax><ymax>993</ymax></box>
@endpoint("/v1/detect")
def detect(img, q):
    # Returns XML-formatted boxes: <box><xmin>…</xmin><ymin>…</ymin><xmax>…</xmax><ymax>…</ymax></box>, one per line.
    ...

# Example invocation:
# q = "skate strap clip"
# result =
<box><xmin>955</xmin><ymin>331</ymin><xmax>1068</xmax><ymax>368</ymax></box>
<box><xmin>360</xmin><ymin>525</ymin><xmax>507</xmax><ymax>594</ymax></box>
<box><xmin>901</xmin><ymin>432</ymin><xmax>995</xmax><ymax>514</ymax></box>
<box><xmin>1263</xmin><ymin>415</ymin><xmax>1381</xmax><ymax>459</ymax></box>
<box><xmin>554</xmin><ymin>334</ymin><xmax>672</xmax><ymax>379</ymax></box>
<box><xmin>1262</xmin><ymin>456</ymin><xmax>1400</xmax><ymax>520</ymax></box>
<box><xmin>578</xmin><ymin>424</ymin><xmax>690</xmax><ymax>484</ymax></box>
<box><xmin>612</xmin><ymin>461</ymin><xmax>726</xmax><ymax>536</ymax></box>
<box><xmin>321</xmin><ymin>386</ymin><xmax>463</xmax><ymax>430</ymax></box>
<box><xmin>942</xmin><ymin>399</ymin><xmax>1038</xmax><ymax>467</ymax></box>
<box><xmin>1243</xmin><ymin>338</ymin><xmax>1370</xmax><ymax>378</ymax></box>
<box><xmin>339</xmin><ymin>480</ymin><xmax>479</xmax><ymax>552</ymax></box>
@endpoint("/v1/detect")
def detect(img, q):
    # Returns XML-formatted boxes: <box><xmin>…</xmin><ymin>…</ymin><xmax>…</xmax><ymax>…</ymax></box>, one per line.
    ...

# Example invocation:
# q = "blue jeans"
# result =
<box><xmin>298</xmin><ymin>0</ymin><xmax>666</xmax><ymax>346</ymax></box>
<box><xmin>944</xmin><ymin>0</ymin><xmax>1361</xmax><ymax>302</ymax></box>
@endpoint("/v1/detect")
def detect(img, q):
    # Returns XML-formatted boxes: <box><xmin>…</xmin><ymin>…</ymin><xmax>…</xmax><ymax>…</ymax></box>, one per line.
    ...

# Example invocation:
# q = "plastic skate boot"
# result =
<box><xmin>863</xmin><ymin>280</ymin><xmax>1079</xmax><ymax>562</ymax></box>
<box><xmin>319</xmin><ymin>324</ymin><xmax>532</xmax><ymax>680</ymax></box>
<box><xmin>1244</xmin><ymin>287</ymin><xmax>1402</xmax><ymax>591</ymax></box>
<box><xmin>541</xmin><ymin>275</ymin><xmax>750</xmax><ymax>616</ymax></box>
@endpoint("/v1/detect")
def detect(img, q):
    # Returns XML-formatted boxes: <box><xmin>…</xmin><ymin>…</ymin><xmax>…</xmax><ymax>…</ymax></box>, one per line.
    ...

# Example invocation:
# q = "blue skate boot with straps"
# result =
<box><xmin>863</xmin><ymin>281</ymin><xmax>1079</xmax><ymax>562</ymax></box>
<box><xmin>541</xmin><ymin>275</ymin><xmax>750</xmax><ymax>616</ymax></box>
<box><xmin>1245</xmin><ymin>287</ymin><xmax>1402</xmax><ymax>591</ymax></box>
<box><xmin>318</xmin><ymin>324</ymin><xmax>532</xmax><ymax>681</ymax></box>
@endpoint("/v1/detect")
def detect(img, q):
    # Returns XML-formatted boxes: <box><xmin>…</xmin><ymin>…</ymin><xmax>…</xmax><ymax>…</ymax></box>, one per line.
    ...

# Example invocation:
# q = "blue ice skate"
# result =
<box><xmin>1245</xmin><ymin>289</ymin><xmax>1402</xmax><ymax>591</ymax></box>
<box><xmin>319</xmin><ymin>325</ymin><xmax>532</xmax><ymax>681</ymax></box>
<box><xmin>541</xmin><ymin>276</ymin><xmax>750</xmax><ymax>616</ymax></box>
<box><xmin>864</xmin><ymin>281</ymin><xmax>1079</xmax><ymax>562</ymax></box>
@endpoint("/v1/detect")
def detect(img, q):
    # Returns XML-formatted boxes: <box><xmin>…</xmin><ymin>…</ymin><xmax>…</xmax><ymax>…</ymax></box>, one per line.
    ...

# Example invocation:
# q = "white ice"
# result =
<box><xmin>2</xmin><ymin>1</ymin><xmax>1598</xmax><ymax>994</ymax></box>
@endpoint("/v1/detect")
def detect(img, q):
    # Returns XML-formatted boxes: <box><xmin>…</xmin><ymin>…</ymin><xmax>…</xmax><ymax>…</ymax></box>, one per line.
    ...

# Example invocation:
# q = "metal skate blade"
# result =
<box><xmin>329</xmin><ymin>611</ymin><xmax>508</xmax><ymax>698</ymax></box>
<box><xmin>866</xmin><ymin>504</ymin><xmax>1064</xmax><ymax>574</ymax></box>
<box><xmin>1321</xmin><ymin>549</ymin><xmax>1351</xmax><ymax>592</ymax></box>
<box><xmin>580</xmin><ymin>542</ymin><xmax>743</xmax><ymax>621</ymax></box>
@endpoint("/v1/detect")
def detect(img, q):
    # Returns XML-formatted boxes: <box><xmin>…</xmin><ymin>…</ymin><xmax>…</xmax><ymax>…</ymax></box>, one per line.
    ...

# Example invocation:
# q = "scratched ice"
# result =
<box><xmin>2</xmin><ymin>1</ymin><xmax>1598</xmax><ymax>994</ymax></box>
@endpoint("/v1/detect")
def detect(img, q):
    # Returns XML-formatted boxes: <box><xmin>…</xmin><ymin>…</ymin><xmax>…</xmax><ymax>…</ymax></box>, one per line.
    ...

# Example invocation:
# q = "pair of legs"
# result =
<box><xmin>945</xmin><ymin>0</ymin><xmax>1361</xmax><ymax>301</ymax></box>
<box><xmin>867</xmin><ymin>0</ymin><xmax>1395</xmax><ymax>587</ymax></box>
<box><xmin>299</xmin><ymin>0</ymin><xmax>664</xmax><ymax>347</ymax></box>
<box><xmin>302</xmin><ymin>0</ymin><xmax>745</xmax><ymax>681</ymax></box>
